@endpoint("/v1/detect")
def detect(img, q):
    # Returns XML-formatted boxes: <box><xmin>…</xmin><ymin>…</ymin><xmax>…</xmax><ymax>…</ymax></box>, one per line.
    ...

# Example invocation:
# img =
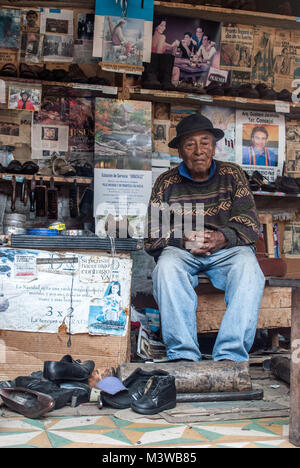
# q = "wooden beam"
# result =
<box><xmin>289</xmin><ymin>287</ymin><xmax>300</xmax><ymax>447</ymax></box>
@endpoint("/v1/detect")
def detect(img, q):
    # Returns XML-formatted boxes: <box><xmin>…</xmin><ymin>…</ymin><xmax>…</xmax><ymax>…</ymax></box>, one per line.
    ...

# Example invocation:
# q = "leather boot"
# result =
<box><xmin>159</xmin><ymin>53</ymin><xmax>176</xmax><ymax>91</ymax></box>
<box><xmin>142</xmin><ymin>53</ymin><xmax>161</xmax><ymax>89</ymax></box>
<box><xmin>131</xmin><ymin>375</ymin><xmax>176</xmax><ymax>415</ymax></box>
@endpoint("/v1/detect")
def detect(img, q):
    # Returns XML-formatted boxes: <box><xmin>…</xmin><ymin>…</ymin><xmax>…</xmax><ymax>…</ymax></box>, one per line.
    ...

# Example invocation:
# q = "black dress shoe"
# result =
<box><xmin>131</xmin><ymin>375</ymin><xmax>176</xmax><ymax>415</ymax></box>
<box><xmin>101</xmin><ymin>368</ymin><xmax>170</xmax><ymax>409</ymax></box>
<box><xmin>0</xmin><ymin>387</ymin><xmax>54</xmax><ymax>418</ymax></box>
<box><xmin>43</xmin><ymin>355</ymin><xmax>95</xmax><ymax>383</ymax></box>
<box><xmin>59</xmin><ymin>381</ymin><xmax>91</xmax><ymax>406</ymax></box>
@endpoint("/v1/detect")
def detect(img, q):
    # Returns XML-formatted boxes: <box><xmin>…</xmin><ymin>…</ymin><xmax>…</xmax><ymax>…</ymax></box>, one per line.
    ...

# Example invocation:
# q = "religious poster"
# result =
<box><xmin>151</xmin><ymin>15</ymin><xmax>221</xmax><ymax>88</ymax></box>
<box><xmin>94</xmin><ymin>98</ymin><xmax>152</xmax><ymax>171</ymax></box>
<box><xmin>0</xmin><ymin>248</ymin><xmax>132</xmax><ymax>337</ymax></box>
<box><xmin>201</xmin><ymin>106</ymin><xmax>236</xmax><ymax>163</ymax></box>
<box><xmin>220</xmin><ymin>25</ymin><xmax>254</xmax><ymax>72</ymax></box>
<box><xmin>0</xmin><ymin>9</ymin><xmax>21</xmax><ymax>49</ymax></box>
<box><xmin>93</xmin><ymin>0</ymin><xmax>154</xmax><ymax>73</ymax></box>
<box><xmin>69</xmin><ymin>97</ymin><xmax>94</xmax><ymax>153</ymax></box>
<box><xmin>236</xmin><ymin>110</ymin><xmax>285</xmax><ymax>182</ymax></box>
<box><xmin>94</xmin><ymin>168</ymin><xmax>152</xmax><ymax>239</ymax></box>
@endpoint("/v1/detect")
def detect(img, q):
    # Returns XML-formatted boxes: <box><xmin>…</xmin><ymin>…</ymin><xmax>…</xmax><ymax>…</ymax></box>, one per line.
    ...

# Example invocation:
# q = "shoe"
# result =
<box><xmin>205</xmin><ymin>80</ymin><xmax>225</xmax><ymax>96</ymax></box>
<box><xmin>0</xmin><ymin>63</ymin><xmax>17</xmax><ymax>77</ymax></box>
<box><xmin>65</xmin><ymin>64</ymin><xmax>88</xmax><ymax>83</ymax></box>
<box><xmin>131</xmin><ymin>375</ymin><xmax>176</xmax><ymax>415</ymax></box>
<box><xmin>101</xmin><ymin>367</ymin><xmax>170</xmax><ymax>409</ymax></box>
<box><xmin>0</xmin><ymin>387</ymin><xmax>54</xmax><ymax>418</ymax></box>
<box><xmin>14</xmin><ymin>376</ymin><xmax>88</xmax><ymax>409</ymax></box>
<box><xmin>43</xmin><ymin>354</ymin><xmax>95</xmax><ymax>383</ymax></box>
<box><xmin>237</xmin><ymin>84</ymin><xmax>260</xmax><ymax>99</ymax></box>
<box><xmin>6</xmin><ymin>160</ymin><xmax>23</xmax><ymax>174</ymax></box>
<box><xmin>275</xmin><ymin>176</ymin><xmax>300</xmax><ymax>194</ymax></box>
<box><xmin>277</xmin><ymin>89</ymin><xmax>292</xmax><ymax>102</ymax></box>
<box><xmin>142</xmin><ymin>53</ymin><xmax>161</xmax><ymax>89</ymax></box>
<box><xmin>22</xmin><ymin>161</ymin><xmax>39</xmax><ymax>175</ymax></box>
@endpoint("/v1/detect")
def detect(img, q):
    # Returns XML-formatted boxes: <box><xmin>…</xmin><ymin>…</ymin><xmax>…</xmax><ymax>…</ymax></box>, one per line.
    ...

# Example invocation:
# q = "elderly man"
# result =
<box><xmin>145</xmin><ymin>113</ymin><xmax>265</xmax><ymax>363</ymax></box>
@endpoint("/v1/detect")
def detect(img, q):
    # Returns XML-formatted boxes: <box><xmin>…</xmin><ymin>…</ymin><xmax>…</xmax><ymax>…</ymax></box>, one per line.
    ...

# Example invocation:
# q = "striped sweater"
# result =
<box><xmin>144</xmin><ymin>160</ymin><xmax>260</xmax><ymax>259</ymax></box>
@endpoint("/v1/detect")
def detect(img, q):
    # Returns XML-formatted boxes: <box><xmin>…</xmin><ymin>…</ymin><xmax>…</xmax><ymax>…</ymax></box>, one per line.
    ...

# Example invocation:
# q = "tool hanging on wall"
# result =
<box><xmin>69</xmin><ymin>179</ymin><xmax>80</xmax><ymax>218</ymax></box>
<box><xmin>46</xmin><ymin>177</ymin><xmax>58</xmax><ymax>220</ymax></box>
<box><xmin>29</xmin><ymin>176</ymin><xmax>36</xmax><ymax>213</ymax></box>
<box><xmin>20</xmin><ymin>177</ymin><xmax>26</xmax><ymax>203</ymax></box>
<box><xmin>11</xmin><ymin>175</ymin><xmax>16</xmax><ymax>212</ymax></box>
<box><xmin>35</xmin><ymin>177</ymin><xmax>47</xmax><ymax>218</ymax></box>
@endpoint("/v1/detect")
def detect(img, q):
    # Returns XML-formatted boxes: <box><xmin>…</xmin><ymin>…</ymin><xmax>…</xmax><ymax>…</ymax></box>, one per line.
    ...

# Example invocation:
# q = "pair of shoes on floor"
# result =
<box><xmin>142</xmin><ymin>53</ymin><xmax>176</xmax><ymax>91</ymax></box>
<box><xmin>101</xmin><ymin>367</ymin><xmax>176</xmax><ymax>415</ymax></box>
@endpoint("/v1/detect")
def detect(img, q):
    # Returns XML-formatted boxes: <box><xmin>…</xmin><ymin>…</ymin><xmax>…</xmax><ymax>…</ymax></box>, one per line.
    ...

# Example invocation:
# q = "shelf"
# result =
<box><xmin>154</xmin><ymin>1</ymin><xmax>300</xmax><ymax>30</ymax></box>
<box><xmin>129</xmin><ymin>87</ymin><xmax>300</xmax><ymax>115</ymax></box>
<box><xmin>0</xmin><ymin>173</ymin><xmax>92</xmax><ymax>185</ymax></box>
<box><xmin>253</xmin><ymin>191</ymin><xmax>300</xmax><ymax>197</ymax></box>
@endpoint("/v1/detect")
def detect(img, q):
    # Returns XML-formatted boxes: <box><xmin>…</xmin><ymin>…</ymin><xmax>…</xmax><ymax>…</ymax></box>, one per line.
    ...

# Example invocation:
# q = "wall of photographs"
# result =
<box><xmin>0</xmin><ymin>3</ymin><xmax>299</xmax><ymax>250</ymax></box>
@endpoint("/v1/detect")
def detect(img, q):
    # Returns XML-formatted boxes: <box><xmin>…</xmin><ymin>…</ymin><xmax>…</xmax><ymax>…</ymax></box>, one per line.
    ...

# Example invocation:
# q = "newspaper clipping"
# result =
<box><xmin>272</xmin><ymin>30</ymin><xmax>299</xmax><ymax>92</ymax></box>
<box><xmin>286</xmin><ymin>120</ymin><xmax>300</xmax><ymax>176</ymax></box>
<box><xmin>0</xmin><ymin>109</ymin><xmax>32</xmax><ymax>147</ymax></box>
<box><xmin>31</xmin><ymin>124</ymin><xmax>69</xmax><ymax>159</ymax></box>
<box><xmin>220</xmin><ymin>25</ymin><xmax>254</xmax><ymax>72</ymax></box>
<box><xmin>201</xmin><ymin>106</ymin><xmax>236</xmax><ymax>163</ymax></box>
<box><xmin>236</xmin><ymin>110</ymin><xmax>286</xmax><ymax>181</ymax></box>
<box><xmin>251</xmin><ymin>26</ymin><xmax>275</xmax><ymax>87</ymax></box>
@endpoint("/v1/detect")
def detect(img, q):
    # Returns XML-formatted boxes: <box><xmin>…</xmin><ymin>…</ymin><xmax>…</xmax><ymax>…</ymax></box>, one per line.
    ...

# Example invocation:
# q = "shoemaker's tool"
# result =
<box><xmin>46</xmin><ymin>177</ymin><xmax>58</xmax><ymax>220</ymax></box>
<box><xmin>29</xmin><ymin>175</ymin><xmax>36</xmax><ymax>212</ymax></box>
<box><xmin>20</xmin><ymin>177</ymin><xmax>26</xmax><ymax>203</ymax></box>
<box><xmin>11</xmin><ymin>175</ymin><xmax>16</xmax><ymax>212</ymax></box>
<box><xmin>23</xmin><ymin>179</ymin><xmax>29</xmax><ymax>206</ymax></box>
<box><xmin>35</xmin><ymin>177</ymin><xmax>47</xmax><ymax>217</ymax></box>
<box><xmin>69</xmin><ymin>179</ymin><xmax>79</xmax><ymax>218</ymax></box>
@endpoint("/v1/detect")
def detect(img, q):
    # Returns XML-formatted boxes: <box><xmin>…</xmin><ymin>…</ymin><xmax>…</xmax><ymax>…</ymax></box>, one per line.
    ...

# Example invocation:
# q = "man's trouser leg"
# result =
<box><xmin>152</xmin><ymin>246</ymin><xmax>202</xmax><ymax>361</ymax></box>
<box><xmin>203</xmin><ymin>246</ymin><xmax>265</xmax><ymax>362</ymax></box>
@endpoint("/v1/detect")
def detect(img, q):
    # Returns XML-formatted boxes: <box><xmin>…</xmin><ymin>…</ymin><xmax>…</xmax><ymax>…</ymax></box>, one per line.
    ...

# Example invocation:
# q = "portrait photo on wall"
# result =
<box><xmin>42</xmin><ymin>126</ymin><xmax>58</xmax><ymax>141</ymax></box>
<box><xmin>8</xmin><ymin>86</ymin><xmax>41</xmax><ymax>112</ymax></box>
<box><xmin>21</xmin><ymin>9</ymin><xmax>40</xmax><ymax>33</ymax></box>
<box><xmin>152</xmin><ymin>15</ymin><xmax>221</xmax><ymax>87</ymax></box>
<box><xmin>236</xmin><ymin>110</ymin><xmax>285</xmax><ymax>181</ymax></box>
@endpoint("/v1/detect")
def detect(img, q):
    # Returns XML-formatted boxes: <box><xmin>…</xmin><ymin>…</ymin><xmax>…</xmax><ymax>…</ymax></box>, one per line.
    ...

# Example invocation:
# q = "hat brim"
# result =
<box><xmin>168</xmin><ymin>127</ymin><xmax>225</xmax><ymax>149</ymax></box>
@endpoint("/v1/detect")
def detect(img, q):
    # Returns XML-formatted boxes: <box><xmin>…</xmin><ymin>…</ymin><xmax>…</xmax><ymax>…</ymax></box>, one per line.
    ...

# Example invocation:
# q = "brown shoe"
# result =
<box><xmin>0</xmin><ymin>387</ymin><xmax>54</xmax><ymax>418</ymax></box>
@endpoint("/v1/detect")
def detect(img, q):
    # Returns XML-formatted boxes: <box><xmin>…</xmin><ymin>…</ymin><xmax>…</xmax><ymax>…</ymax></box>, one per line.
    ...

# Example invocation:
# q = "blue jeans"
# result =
<box><xmin>152</xmin><ymin>245</ymin><xmax>265</xmax><ymax>362</ymax></box>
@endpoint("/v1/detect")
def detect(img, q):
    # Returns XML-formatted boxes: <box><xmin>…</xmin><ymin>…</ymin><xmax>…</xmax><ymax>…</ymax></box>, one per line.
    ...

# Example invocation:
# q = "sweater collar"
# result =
<box><xmin>178</xmin><ymin>159</ymin><xmax>217</xmax><ymax>182</ymax></box>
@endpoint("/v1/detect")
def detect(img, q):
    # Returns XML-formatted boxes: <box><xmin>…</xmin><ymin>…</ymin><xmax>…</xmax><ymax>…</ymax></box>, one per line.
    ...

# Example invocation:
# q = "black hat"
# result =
<box><xmin>168</xmin><ymin>113</ymin><xmax>224</xmax><ymax>149</ymax></box>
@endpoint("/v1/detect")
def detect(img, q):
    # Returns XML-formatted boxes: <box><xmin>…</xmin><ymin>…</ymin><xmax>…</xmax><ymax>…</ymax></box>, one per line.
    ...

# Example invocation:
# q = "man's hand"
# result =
<box><xmin>184</xmin><ymin>230</ymin><xmax>227</xmax><ymax>256</ymax></box>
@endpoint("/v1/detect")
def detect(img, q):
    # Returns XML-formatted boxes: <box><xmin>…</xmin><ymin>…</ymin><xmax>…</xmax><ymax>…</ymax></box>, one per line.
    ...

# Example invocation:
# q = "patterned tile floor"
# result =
<box><xmin>0</xmin><ymin>414</ymin><xmax>298</xmax><ymax>448</ymax></box>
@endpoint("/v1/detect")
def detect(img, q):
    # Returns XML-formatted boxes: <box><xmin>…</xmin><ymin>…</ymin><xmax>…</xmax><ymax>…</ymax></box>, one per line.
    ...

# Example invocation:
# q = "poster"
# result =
<box><xmin>40</xmin><ymin>8</ymin><xmax>73</xmax><ymax>36</ymax></box>
<box><xmin>272</xmin><ymin>30</ymin><xmax>299</xmax><ymax>92</ymax></box>
<box><xmin>8</xmin><ymin>85</ymin><xmax>42</xmax><ymax>112</ymax></box>
<box><xmin>0</xmin><ymin>109</ymin><xmax>32</xmax><ymax>147</ymax></box>
<box><xmin>73</xmin><ymin>12</ymin><xmax>98</xmax><ymax>64</ymax></box>
<box><xmin>152</xmin><ymin>15</ymin><xmax>221</xmax><ymax>88</ymax></box>
<box><xmin>282</xmin><ymin>224</ymin><xmax>300</xmax><ymax>257</ymax></box>
<box><xmin>220</xmin><ymin>25</ymin><xmax>254</xmax><ymax>72</ymax></box>
<box><xmin>42</xmin><ymin>34</ymin><xmax>74</xmax><ymax>62</ymax></box>
<box><xmin>31</xmin><ymin>124</ymin><xmax>69</xmax><ymax>159</ymax></box>
<box><xmin>21</xmin><ymin>9</ymin><xmax>40</xmax><ymax>33</ymax></box>
<box><xmin>69</xmin><ymin>97</ymin><xmax>94</xmax><ymax>153</ymax></box>
<box><xmin>0</xmin><ymin>249</ymin><xmax>132</xmax><ymax>336</ymax></box>
<box><xmin>94</xmin><ymin>168</ymin><xmax>152</xmax><ymax>239</ymax></box>
<box><xmin>205</xmin><ymin>67</ymin><xmax>229</xmax><ymax>87</ymax></box>
<box><xmin>153</xmin><ymin>119</ymin><xmax>170</xmax><ymax>153</ymax></box>
<box><xmin>236</xmin><ymin>110</ymin><xmax>285</xmax><ymax>181</ymax></box>
<box><xmin>34</xmin><ymin>97</ymin><xmax>69</xmax><ymax>126</ymax></box>
<box><xmin>201</xmin><ymin>106</ymin><xmax>236</xmax><ymax>163</ymax></box>
<box><xmin>251</xmin><ymin>26</ymin><xmax>275</xmax><ymax>87</ymax></box>
<box><xmin>94</xmin><ymin>98</ymin><xmax>152</xmax><ymax>171</ymax></box>
<box><xmin>20</xmin><ymin>32</ymin><xmax>43</xmax><ymax>63</ymax></box>
<box><xmin>0</xmin><ymin>9</ymin><xmax>20</xmax><ymax>49</ymax></box>
<box><xmin>93</xmin><ymin>0</ymin><xmax>154</xmax><ymax>70</ymax></box>
<box><xmin>286</xmin><ymin>120</ymin><xmax>300</xmax><ymax>175</ymax></box>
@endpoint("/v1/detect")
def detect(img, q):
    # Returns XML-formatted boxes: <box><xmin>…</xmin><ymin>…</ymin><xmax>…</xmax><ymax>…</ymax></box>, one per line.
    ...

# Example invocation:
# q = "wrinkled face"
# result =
<box><xmin>252</xmin><ymin>131</ymin><xmax>268</xmax><ymax>151</ymax></box>
<box><xmin>179</xmin><ymin>130</ymin><xmax>215</xmax><ymax>180</ymax></box>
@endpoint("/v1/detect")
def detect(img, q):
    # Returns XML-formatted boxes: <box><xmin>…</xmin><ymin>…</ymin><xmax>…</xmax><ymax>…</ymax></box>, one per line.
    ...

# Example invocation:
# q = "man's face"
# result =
<box><xmin>179</xmin><ymin>131</ymin><xmax>215</xmax><ymax>179</ymax></box>
<box><xmin>252</xmin><ymin>131</ymin><xmax>268</xmax><ymax>151</ymax></box>
<box><xmin>21</xmin><ymin>93</ymin><xmax>28</xmax><ymax>101</ymax></box>
<box><xmin>184</xmin><ymin>34</ymin><xmax>191</xmax><ymax>45</ymax></box>
<box><xmin>26</xmin><ymin>12</ymin><xmax>37</xmax><ymax>27</ymax></box>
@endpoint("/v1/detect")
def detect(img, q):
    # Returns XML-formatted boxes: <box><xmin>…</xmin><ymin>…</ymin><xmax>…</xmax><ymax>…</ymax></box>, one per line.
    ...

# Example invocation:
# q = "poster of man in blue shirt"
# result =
<box><xmin>242</xmin><ymin>126</ymin><xmax>278</xmax><ymax>167</ymax></box>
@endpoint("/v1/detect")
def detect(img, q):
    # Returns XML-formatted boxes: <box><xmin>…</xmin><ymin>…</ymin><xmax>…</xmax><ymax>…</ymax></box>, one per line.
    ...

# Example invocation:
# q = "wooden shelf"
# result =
<box><xmin>253</xmin><ymin>191</ymin><xmax>300</xmax><ymax>198</ymax></box>
<box><xmin>0</xmin><ymin>173</ymin><xmax>92</xmax><ymax>185</ymax></box>
<box><xmin>129</xmin><ymin>87</ymin><xmax>300</xmax><ymax>116</ymax></box>
<box><xmin>154</xmin><ymin>1</ymin><xmax>300</xmax><ymax>30</ymax></box>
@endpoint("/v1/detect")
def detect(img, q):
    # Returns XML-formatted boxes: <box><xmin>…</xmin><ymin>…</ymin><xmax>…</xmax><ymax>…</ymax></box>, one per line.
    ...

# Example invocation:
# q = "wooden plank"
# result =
<box><xmin>0</xmin><ymin>173</ymin><xmax>92</xmax><ymax>185</ymax></box>
<box><xmin>289</xmin><ymin>287</ymin><xmax>300</xmax><ymax>447</ymax></box>
<box><xmin>196</xmin><ymin>287</ymin><xmax>292</xmax><ymax>333</ymax></box>
<box><xmin>155</xmin><ymin>1</ymin><xmax>300</xmax><ymax>30</ymax></box>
